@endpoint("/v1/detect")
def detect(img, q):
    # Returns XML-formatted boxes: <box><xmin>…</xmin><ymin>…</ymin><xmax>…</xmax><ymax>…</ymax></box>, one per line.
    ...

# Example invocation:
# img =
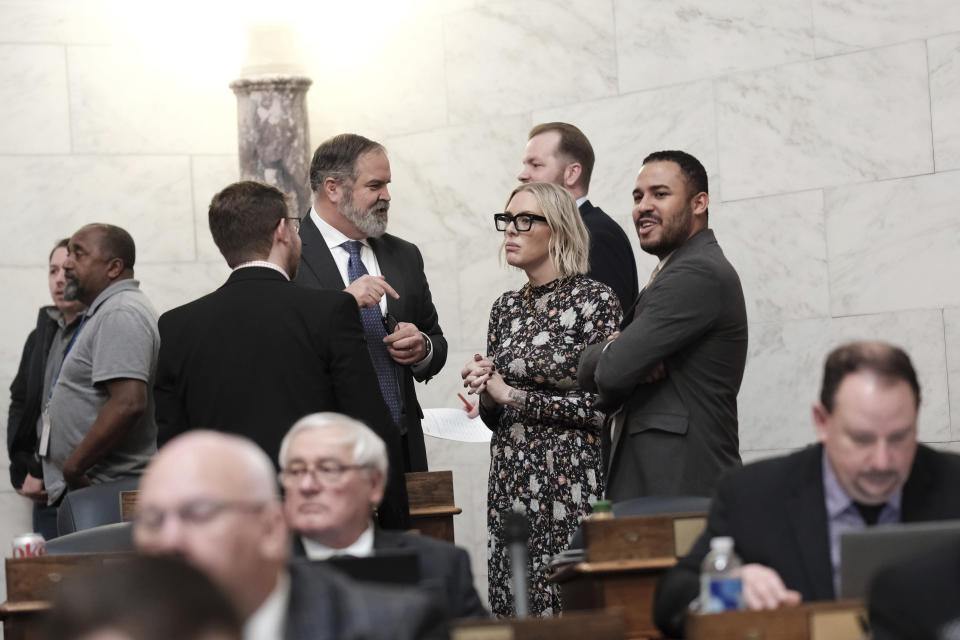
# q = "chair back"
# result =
<box><xmin>57</xmin><ymin>475</ymin><xmax>141</xmax><ymax>535</ymax></box>
<box><xmin>46</xmin><ymin>522</ymin><xmax>135</xmax><ymax>554</ymax></box>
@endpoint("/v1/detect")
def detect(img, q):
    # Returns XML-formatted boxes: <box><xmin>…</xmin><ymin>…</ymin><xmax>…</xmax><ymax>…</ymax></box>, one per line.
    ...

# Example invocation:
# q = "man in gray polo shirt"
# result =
<box><xmin>44</xmin><ymin>223</ymin><xmax>159</xmax><ymax>502</ymax></box>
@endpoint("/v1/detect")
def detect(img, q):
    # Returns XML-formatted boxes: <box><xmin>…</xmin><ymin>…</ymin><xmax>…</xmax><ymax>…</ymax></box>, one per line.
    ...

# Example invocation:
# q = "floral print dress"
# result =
<box><xmin>480</xmin><ymin>274</ymin><xmax>622</xmax><ymax>616</ymax></box>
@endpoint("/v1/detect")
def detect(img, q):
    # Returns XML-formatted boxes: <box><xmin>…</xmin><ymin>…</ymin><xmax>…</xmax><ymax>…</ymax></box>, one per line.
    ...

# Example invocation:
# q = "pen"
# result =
<box><xmin>456</xmin><ymin>392</ymin><xmax>473</xmax><ymax>410</ymax></box>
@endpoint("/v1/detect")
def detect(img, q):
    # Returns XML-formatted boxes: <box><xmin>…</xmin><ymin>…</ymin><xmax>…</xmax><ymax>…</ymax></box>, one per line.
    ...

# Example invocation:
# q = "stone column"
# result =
<box><xmin>229</xmin><ymin>75</ymin><xmax>313</xmax><ymax>215</ymax></box>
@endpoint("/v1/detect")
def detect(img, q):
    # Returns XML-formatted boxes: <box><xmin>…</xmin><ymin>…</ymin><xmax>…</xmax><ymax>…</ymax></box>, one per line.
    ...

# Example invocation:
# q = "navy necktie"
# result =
<box><xmin>343</xmin><ymin>241</ymin><xmax>403</xmax><ymax>429</ymax></box>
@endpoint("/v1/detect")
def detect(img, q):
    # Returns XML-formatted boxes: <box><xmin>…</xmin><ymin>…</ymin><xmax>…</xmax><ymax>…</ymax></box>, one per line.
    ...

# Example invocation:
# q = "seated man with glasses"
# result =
<box><xmin>134</xmin><ymin>430</ymin><xmax>447</xmax><ymax>640</ymax></box>
<box><xmin>280</xmin><ymin>412</ymin><xmax>487</xmax><ymax>620</ymax></box>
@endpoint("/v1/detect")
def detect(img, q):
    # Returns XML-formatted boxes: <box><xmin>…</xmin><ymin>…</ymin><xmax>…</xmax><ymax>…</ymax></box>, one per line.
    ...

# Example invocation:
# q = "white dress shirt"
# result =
<box><xmin>309</xmin><ymin>207</ymin><xmax>387</xmax><ymax>314</ymax></box>
<box><xmin>300</xmin><ymin>523</ymin><xmax>375</xmax><ymax>560</ymax></box>
<box><xmin>243</xmin><ymin>570</ymin><xmax>290</xmax><ymax>640</ymax></box>
<box><xmin>233</xmin><ymin>260</ymin><xmax>291</xmax><ymax>281</ymax></box>
<box><xmin>308</xmin><ymin>207</ymin><xmax>434</xmax><ymax>373</ymax></box>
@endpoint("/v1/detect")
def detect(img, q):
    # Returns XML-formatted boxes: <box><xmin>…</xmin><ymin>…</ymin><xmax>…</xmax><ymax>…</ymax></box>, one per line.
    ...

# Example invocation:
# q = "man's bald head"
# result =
<box><xmin>142</xmin><ymin>431</ymin><xmax>279</xmax><ymax>503</ymax></box>
<box><xmin>134</xmin><ymin>431</ymin><xmax>287</xmax><ymax>620</ymax></box>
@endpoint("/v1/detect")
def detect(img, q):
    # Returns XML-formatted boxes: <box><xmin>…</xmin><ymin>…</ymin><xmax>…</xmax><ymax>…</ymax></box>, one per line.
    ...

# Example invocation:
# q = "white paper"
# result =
<box><xmin>421</xmin><ymin>408</ymin><xmax>492</xmax><ymax>443</ymax></box>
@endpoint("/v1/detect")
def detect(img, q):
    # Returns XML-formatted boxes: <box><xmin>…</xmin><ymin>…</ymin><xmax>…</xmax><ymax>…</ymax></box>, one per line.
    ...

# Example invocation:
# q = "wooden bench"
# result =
<box><xmin>121</xmin><ymin>470</ymin><xmax>463</xmax><ymax>543</ymax></box>
<box><xmin>686</xmin><ymin>599</ymin><xmax>867</xmax><ymax>640</ymax></box>
<box><xmin>550</xmin><ymin>511</ymin><xmax>707</xmax><ymax>640</ymax></box>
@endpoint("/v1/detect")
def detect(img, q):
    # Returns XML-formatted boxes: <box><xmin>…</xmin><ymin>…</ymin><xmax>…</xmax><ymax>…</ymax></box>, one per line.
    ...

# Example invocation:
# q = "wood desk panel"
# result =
<box><xmin>552</xmin><ymin>558</ymin><xmax>675</xmax><ymax>639</ymax></box>
<box><xmin>453</xmin><ymin>609</ymin><xmax>627</xmax><ymax>639</ymax></box>
<box><xmin>2</xmin><ymin>553</ymin><xmax>132</xmax><ymax>640</ymax></box>
<box><xmin>686</xmin><ymin>600</ymin><xmax>867</xmax><ymax>640</ymax></box>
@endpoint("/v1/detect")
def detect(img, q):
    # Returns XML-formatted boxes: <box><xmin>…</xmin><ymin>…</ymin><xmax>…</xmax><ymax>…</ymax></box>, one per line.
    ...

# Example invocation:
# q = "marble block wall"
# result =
<box><xmin>2</xmin><ymin>0</ymin><xmax>960</xmax><ymax>609</ymax></box>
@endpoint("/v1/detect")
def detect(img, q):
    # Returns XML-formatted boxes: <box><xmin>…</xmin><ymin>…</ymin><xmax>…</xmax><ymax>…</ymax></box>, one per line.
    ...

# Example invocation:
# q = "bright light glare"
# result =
<box><xmin>105</xmin><ymin>0</ymin><xmax>417</xmax><ymax>86</ymax></box>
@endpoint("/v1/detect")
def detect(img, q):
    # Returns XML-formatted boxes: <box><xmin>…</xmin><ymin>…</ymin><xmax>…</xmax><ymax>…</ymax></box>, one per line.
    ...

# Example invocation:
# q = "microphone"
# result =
<box><xmin>504</xmin><ymin>510</ymin><xmax>529</xmax><ymax>617</ymax></box>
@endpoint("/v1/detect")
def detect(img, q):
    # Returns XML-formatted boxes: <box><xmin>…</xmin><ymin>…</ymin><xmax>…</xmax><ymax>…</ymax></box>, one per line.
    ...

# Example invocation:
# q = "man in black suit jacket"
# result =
<box><xmin>654</xmin><ymin>342</ymin><xmax>960</xmax><ymax>638</ymax></box>
<box><xmin>296</xmin><ymin>134</ymin><xmax>446</xmax><ymax>473</ymax></box>
<box><xmin>579</xmin><ymin>150</ymin><xmax>747</xmax><ymax>500</ymax></box>
<box><xmin>281</xmin><ymin>412</ymin><xmax>487</xmax><ymax>620</ymax></box>
<box><xmin>518</xmin><ymin>122</ymin><xmax>638</xmax><ymax>310</ymax></box>
<box><xmin>154</xmin><ymin>180</ymin><xmax>408</xmax><ymax>528</ymax></box>
<box><xmin>135</xmin><ymin>431</ymin><xmax>447</xmax><ymax>640</ymax></box>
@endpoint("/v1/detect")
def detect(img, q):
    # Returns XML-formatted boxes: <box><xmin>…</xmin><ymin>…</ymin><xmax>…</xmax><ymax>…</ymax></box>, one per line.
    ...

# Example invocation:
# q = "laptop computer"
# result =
<box><xmin>840</xmin><ymin>519</ymin><xmax>960</xmax><ymax>599</ymax></box>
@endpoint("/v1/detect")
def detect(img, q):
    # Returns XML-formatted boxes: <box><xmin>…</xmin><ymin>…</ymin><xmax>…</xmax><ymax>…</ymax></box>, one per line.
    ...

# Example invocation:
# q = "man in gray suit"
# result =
<box><xmin>578</xmin><ymin>150</ymin><xmax>747</xmax><ymax>500</ymax></box>
<box><xmin>134</xmin><ymin>430</ymin><xmax>447</xmax><ymax>640</ymax></box>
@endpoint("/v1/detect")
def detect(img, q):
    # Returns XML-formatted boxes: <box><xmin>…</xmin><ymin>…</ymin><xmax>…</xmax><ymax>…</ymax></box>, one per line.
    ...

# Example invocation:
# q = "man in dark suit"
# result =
<box><xmin>154</xmin><ymin>180</ymin><xmax>408</xmax><ymax>528</ymax></box>
<box><xmin>518</xmin><ymin>122</ymin><xmax>638</xmax><ymax>309</ymax></box>
<box><xmin>296</xmin><ymin>134</ymin><xmax>446</xmax><ymax>473</ymax></box>
<box><xmin>281</xmin><ymin>412</ymin><xmax>487</xmax><ymax>620</ymax></box>
<box><xmin>578</xmin><ymin>150</ymin><xmax>747</xmax><ymax>500</ymax></box>
<box><xmin>654</xmin><ymin>342</ymin><xmax>960</xmax><ymax>638</ymax></box>
<box><xmin>135</xmin><ymin>431</ymin><xmax>447</xmax><ymax>640</ymax></box>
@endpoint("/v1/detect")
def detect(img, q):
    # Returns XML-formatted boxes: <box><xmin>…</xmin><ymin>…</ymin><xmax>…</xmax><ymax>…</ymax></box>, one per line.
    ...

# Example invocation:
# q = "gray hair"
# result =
<box><xmin>278</xmin><ymin>413</ymin><xmax>388</xmax><ymax>478</ymax></box>
<box><xmin>309</xmin><ymin>134</ymin><xmax>385</xmax><ymax>193</ymax></box>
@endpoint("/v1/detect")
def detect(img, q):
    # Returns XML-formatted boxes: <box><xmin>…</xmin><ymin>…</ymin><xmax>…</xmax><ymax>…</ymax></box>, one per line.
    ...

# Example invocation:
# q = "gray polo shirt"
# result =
<box><xmin>45</xmin><ymin>279</ymin><xmax>160</xmax><ymax>502</ymax></box>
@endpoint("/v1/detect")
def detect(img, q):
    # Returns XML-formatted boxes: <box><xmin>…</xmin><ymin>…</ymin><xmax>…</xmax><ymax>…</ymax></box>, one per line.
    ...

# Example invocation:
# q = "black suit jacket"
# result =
<box><xmin>154</xmin><ymin>267</ymin><xmax>409</xmax><ymax>529</ymax></box>
<box><xmin>285</xmin><ymin>561</ymin><xmax>448</xmax><ymax>640</ymax></box>
<box><xmin>292</xmin><ymin>529</ymin><xmax>487</xmax><ymax>620</ymax></box>
<box><xmin>295</xmin><ymin>215</ymin><xmax>447</xmax><ymax>472</ymax></box>
<box><xmin>578</xmin><ymin>228</ymin><xmax>747</xmax><ymax>500</ymax></box>
<box><xmin>869</xmin><ymin>540</ymin><xmax>960</xmax><ymax>640</ymax></box>
<box><xmin>579</xmin><ymin>200</ymin><xmax>639</xmax><ymax>311</ymax></box>
<box><xmin>654</xmin><ymin>444</ymin><xmax>960</xmax><ymax>638</ymax></box>
<box><xmin>7</xmin><ymin>307</ymin><xmax>59</xmax><ymax>487</ymax></box>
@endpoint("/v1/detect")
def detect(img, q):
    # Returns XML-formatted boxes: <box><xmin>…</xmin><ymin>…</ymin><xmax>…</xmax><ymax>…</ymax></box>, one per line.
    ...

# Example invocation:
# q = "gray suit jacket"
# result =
<box><xmin>578</xmin><ymin>229</ymin><xmax>747</xmax><ymax>499</ymax></box>
<box><xmin>295</xmin><ymin>215</ymin><xmax>447</xmax><ymax>472</ymax></box>
<box><xmin>285</xmin><ymin>561</ymin><xmax>448</xmax><ymax>640</ymax></box>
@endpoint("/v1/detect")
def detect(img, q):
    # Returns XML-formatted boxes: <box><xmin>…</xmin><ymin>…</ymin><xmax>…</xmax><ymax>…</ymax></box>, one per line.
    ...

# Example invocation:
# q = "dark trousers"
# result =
<box><xmin>33</xmin><ymin>502</ymin><xmax>59</xmax><ymax>540</ymax></box>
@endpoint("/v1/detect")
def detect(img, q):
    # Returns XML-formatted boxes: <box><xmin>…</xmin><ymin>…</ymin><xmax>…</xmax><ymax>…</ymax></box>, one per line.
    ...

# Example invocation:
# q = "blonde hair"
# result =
<box><xmin>501</xmin><ymin>182</ymin><xmax>590</xmax><ymax>277</ymax></box>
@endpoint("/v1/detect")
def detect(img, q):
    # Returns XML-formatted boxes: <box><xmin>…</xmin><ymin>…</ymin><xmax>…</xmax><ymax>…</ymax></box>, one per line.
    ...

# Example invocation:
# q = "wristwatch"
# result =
<box><xmin>420</xmin><ymin>332</ymin><xmax>432</xmax><ymax>358</ymax></box>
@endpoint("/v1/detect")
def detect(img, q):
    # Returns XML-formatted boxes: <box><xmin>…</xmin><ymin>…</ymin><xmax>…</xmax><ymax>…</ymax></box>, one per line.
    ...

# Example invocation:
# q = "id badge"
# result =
<box><xmin>38</xmin><ymin>407</ymin><xmax>51</xmax><ymax>457</ymax></box>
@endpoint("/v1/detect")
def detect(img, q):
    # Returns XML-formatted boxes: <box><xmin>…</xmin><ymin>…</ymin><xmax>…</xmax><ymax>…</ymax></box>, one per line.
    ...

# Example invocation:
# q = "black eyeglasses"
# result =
<box><xmin>382</xmin><ymin>312</ymin><xmax>399</xmax><ymax>334</ymax></box>
<box><xmin>494</xmin><ymin>213</ymin><xmax>548</xmax><ymax>232</ymax></box>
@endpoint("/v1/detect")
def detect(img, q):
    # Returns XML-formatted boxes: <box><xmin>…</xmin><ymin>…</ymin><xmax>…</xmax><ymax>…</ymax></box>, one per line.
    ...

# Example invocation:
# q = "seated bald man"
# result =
<box><xmin>280</xmin><ymin>412</ymin><xmax>487</xmax><ymax>619</ymax></box>
<box><xmin>133</xmin><ymin>431</ymin><xmax>448</xmax><ymax>640</ymax></box>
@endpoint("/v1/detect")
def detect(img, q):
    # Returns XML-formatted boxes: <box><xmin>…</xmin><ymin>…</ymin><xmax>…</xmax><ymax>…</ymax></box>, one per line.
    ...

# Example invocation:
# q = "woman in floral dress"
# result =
<box><xmin>461</xmin><ymin>182</ymin><xmax>622</xmax><ymax>616</ymax></box>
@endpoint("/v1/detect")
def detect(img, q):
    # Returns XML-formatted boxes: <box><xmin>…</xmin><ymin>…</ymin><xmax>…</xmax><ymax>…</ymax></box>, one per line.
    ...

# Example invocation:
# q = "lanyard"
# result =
<box><xmin>48</xmin><ymin>313</ymin><xmax>88</xmax><ymax>399</ymax></box>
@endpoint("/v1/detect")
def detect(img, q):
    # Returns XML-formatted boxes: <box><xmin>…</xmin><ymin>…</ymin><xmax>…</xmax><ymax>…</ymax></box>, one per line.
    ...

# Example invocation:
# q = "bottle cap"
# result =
<box><xmin>593</xmin><ymin>499</ymin><xmax>613</xmax><ymax>513</ymax></box>
<box><xmin>710</xmin><ymin>536</ymin><xmax>734</xmax><ymax>552</ymax></box>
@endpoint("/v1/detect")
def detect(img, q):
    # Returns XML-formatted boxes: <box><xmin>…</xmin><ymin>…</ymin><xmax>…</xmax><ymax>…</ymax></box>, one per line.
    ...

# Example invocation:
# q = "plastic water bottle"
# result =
<box><xmin>699</xmin><ymin>536</ymin><xmax>744</xmax><ymax>613</ymax></box>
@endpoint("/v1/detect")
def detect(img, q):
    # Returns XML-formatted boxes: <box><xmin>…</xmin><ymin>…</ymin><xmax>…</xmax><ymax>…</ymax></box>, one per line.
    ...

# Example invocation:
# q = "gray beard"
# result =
<box><xmin>341</xmin><ymin>195</ymin><xmax>389</xmax><ymax>238</ymax></box>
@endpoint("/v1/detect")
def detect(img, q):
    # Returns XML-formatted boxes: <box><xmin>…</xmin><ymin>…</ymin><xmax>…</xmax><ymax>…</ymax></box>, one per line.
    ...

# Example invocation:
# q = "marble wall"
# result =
<box><xmin>1</xmin><ymin>0</ymin><xmax>959</xmax><ymax>608</ymax></box>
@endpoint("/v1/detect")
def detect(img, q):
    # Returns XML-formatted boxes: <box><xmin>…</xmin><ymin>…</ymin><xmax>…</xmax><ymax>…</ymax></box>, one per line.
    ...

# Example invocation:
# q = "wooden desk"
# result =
<box><xmin>550</xmin><ymin>512</ymin><xmax>707</xmax><ymax>640</ymax></box>
<box><xmin>453</xmin><ymin>609</ymin><xmax>627</xmax><ymax>639</ymax></box>
<box><xmin>121</xmin><ymin>470</ymin><xmax>464</xmax><ymax>544</ymax></box>
<box><xmin>686</xmin><ymin>599</ymin><xmax>867</xmax><ymax>640</ymax></box>
<box><xmin>1</xmin><ymin>552</ymin><xmax>131</xmax><ymax>640</ymax></box>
